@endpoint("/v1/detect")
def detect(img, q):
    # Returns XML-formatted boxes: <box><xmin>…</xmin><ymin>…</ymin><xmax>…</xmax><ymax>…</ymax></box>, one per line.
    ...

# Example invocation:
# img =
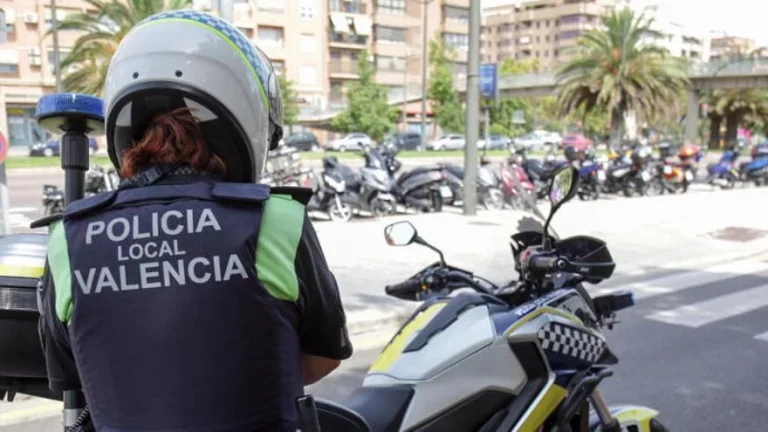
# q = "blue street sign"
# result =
<box><xmin>479</xmin><ymin>63</ymin><xmax>498</xmax><ymax>103</ymax></box>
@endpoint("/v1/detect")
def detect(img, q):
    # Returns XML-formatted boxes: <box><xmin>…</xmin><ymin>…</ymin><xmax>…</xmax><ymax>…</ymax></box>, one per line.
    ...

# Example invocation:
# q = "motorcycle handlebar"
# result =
<box><xmin>528</xmin><ymin>256</ymin><xmax>564</xmax><ymax>272</ymax></box>
<box><xmin>385</xmin><ymin>279</ymin><xmax>423</xmax><ymax>297</ymax></box>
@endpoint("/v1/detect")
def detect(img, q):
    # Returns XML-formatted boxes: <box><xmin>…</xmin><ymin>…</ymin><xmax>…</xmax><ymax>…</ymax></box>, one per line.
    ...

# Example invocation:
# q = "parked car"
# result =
<box><xmin>512</xmin><ymin>130</ymin><xmax>562</xmax><ymax>150</ymax></box>
<box><xmin>561</xmin><ymin>133</ymin><xmax>593</xmax><ymax>151</ymax></box>
<box><xmin>282</xmin><ymin>132</ymin><xmax>319</xmax><ymax>152</ymax></box>
<box><xmin>386</xmin><ymin>132</ymin><xmax>423</xmax><ymax>151</ymax></box>
<box><xmin>30</xmin><ymin>138</ymin><xmax>98</xmax><ymax>157</ymax></box>
<box><xmin>478</xmin><ymin>134</ymin><xmax>511</xmax><ymax>150</ymax></box>
<box><xmin>326</xmin><ymin>133</ymin><xmax>372</xmax><ymax>152</ymax></box>
<box><xmin>427</xmin><ymin>134</ymin><xmax>466</xmax><ymax>151</ymax></box>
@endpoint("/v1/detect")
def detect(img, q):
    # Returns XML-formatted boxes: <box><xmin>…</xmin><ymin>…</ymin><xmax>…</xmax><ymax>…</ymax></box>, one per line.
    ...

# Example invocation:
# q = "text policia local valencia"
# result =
<box><xmin>74</xmin><ymin>208</ymin><xmax>249</xmax><ymax>295</ymax></box>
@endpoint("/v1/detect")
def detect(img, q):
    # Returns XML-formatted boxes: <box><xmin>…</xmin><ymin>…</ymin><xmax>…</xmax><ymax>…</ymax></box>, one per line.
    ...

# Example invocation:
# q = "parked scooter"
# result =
<box><xmin>499</xmin><ymin>154</ymin><xmax>536</xmax><ymax>209</ymax></box>
<box><xmin>741</xmin><ymin>156</ymin><xmax>768</xmax><ymax>186</ymax></box>
<box><xmin>707</xmin><ymin>144</ymin><xmax>742</xmax><ymax>189</ymax></box>
<box><xmin>301</xmin><ymin>163</ymin><xmax>353</xmax><ymax>222</ymax></box>
<box><xmin>648</xmin><ymin>142</ymin><xmax>694</xmax><ymax>195</ymax></box>
<box><xmin>380</xmin><ymin>149</ymin><xmax>450</xmax><ymax>212</ymax></box>
<box><xmin>604</xmin><ymin>145</ymin><xmax>653</xmax><ymax>197</ymax></box>
<box><xmin>439</xmin><ymin>156</ymin><xmax>504</xmax><ymax>210</ymax></box>
<box><xmin>515</xmin><ymin>147</ymin><xmax>566</xmax><ymax>199</ymax></box>
<box><xmin>324</xmin><ymin>149</ymin><xmax>397</xmax><ymax>217</ymax></box>
<box><xmin>41</xmin><ymin>165</ymin><xmax>119</xmax><ymax>216</ymax></box>
<box><xmin>565</xmin><ymin>146</ymin><xmax>603</xmax><ymax>201</ymax></box>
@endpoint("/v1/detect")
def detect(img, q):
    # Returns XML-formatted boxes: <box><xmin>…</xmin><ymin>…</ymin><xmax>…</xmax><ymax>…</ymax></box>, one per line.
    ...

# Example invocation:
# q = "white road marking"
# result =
<box><xmin>597</xmin><ymin>260</ymin><xmax>768</xmax><ymax>301</ymax></box>
<box><xmin>8</xmin><ymin>207</ymin><xmax>38</xmax><ymax>213</ymax></box>
<box><xmin>646</xmin><ymin>284</ymin><xmax>768</xmax><ymax>328</ymax></box>
<box><xmin>753</xmin><ymin>330</ymin><xmax>768</xmax><ymax>342</ymax></box>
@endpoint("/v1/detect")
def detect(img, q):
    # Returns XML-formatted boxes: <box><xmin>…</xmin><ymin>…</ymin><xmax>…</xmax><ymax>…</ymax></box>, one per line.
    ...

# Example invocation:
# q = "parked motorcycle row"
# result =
<box><xmin>41</xmin><ymin>165</ymin><xmax>120</xmax><ymax>216</ymax></box>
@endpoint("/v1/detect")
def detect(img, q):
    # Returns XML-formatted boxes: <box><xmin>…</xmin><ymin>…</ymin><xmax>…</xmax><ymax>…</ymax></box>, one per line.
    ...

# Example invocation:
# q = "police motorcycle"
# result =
<box><xmin>309</xmin><ymin>166</ymin><xmax>669</xmax><ymax>432</ymax></box>
<box><xmin>42</xmin><ymin>165</ymin><xmax>120</xmax><ymax>216</ymax></box>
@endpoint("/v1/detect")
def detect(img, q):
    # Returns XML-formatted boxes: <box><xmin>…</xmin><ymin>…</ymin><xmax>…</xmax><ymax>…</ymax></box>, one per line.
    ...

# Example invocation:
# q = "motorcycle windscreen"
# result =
<box><xmin>506</xmin><ymin>164</ymin><xmax>558</xmax><ymax>239</ymax></box>
<box><xmin>554</xmin><ymin>235</ymin><xmax>615</xmax><ymax>283</ymax></box>
<box><xmin>0</xmin><ymin>234</ymin><xmax>62</xmax><ymax>399</ymax></box>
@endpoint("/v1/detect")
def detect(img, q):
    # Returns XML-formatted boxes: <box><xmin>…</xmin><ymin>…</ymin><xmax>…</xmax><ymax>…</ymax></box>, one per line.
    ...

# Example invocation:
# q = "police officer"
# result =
<box><xmin>38</xmin><ymin>11</ymin><xmax>351</xmax><ymax>431</ymax></box>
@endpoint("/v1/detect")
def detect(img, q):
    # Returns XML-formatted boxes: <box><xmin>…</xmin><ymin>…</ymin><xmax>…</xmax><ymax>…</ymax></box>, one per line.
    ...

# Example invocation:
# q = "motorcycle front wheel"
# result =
<box><xmin>371</xmin><ymin>198</ymin><xmax>395</xmax><ymax>217</ymax></box>
<box><xmin>482</xmin><ymin>188</ymin><xmax>505</xmax><ymax>210</ymax></box>
<box><xmin>327</xmin><ymin>201</ymin><xmax>353</xmax><ymax>222</ymax></box>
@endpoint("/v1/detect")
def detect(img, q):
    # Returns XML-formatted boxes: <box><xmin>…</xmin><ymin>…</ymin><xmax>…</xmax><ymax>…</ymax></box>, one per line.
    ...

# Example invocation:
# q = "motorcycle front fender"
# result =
<box><xmin>589</xmin><ymin>405</ymin><xmax>660</xmax><ymax>432</ymax></box>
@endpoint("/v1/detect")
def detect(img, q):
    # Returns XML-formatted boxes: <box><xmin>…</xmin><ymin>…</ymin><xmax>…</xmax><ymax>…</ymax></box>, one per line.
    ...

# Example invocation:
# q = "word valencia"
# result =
<box><xmin>74</xmin><ymin>207</ymin><xmax>249</xmax><ymax>295</ymax></box>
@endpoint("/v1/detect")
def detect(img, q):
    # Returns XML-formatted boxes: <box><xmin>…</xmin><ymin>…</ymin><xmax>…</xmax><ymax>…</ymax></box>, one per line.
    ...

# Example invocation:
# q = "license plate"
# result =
<box><xmin>439</xmin><ymin>185</ymin><xmax>453</xmax><ymax>198</ymax></box>
<box><xmin>597</xmin><ymin>171</ymin><xmax>606</xmax><ymax>181</ymax></box>
<box><xmin>641</xmin><ymin>171</ymin><xmax>651</xmax><ymax>182</ymax></box>
<box><xmin>684</xmin><ymin>171</ymin><xmax>694</xmax><ymax>181</ymax></box>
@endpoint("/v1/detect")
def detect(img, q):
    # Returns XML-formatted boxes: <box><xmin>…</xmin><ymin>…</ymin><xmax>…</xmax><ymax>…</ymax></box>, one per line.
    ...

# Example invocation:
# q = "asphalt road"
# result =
<box><xmin>8</xmin><ymin>256</ymin><xmax>768</xmax><ymax>431</ymax></box>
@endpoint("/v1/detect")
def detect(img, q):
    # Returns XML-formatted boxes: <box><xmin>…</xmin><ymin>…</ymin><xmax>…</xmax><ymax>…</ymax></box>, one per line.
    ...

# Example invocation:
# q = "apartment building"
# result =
<box><xmin>710</xmin><ymin>34</ymin><xmax>756</xmax><ymax>61</ymax></box>
<box><xmin>635</xmin><ymin>2</ymin><xmax>709</xmax><ymax>61</ymax></box>
<box><xmin>482</xmin><ymin>0</ymin><xmax>615</xmax><ymax>70</ymax></box>
<box><xmin>0</xmin><ymin>0</ymin><xmax>97</xmax><ymax>149</ymax></box>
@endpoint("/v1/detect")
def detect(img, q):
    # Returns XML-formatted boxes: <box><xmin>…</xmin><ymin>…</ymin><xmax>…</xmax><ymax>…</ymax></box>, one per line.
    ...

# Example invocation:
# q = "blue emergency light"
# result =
<box><xmin>35</xmin><ymin>93</ymin><xmax>105</xmax><ymax>136</ymax></box>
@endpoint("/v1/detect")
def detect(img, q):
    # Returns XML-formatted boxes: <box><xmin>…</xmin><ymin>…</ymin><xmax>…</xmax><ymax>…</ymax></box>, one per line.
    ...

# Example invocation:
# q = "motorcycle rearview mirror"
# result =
<box><xmin>542</xmin><ymin>166</ymin><xmax>579</xmax><ymax>249</ymax></box>
<box><xmin>384</xmin><ymin>221</ymin><xmax>446</xmax><ymax>266</ymax></box>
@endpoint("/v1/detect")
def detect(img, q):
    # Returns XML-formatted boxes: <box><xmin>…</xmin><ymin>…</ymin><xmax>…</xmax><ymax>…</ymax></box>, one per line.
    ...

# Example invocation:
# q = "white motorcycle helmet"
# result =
<box><xmin>104</xmin><ymin>10</ymin><xmax>283</xmax><ymax>183</ymax></box>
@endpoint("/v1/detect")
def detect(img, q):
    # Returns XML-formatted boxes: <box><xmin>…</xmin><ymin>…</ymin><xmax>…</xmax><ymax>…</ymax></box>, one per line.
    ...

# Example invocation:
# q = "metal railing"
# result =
<box><xmin>329</xmin><ymin>32</ymin><xmax>368</xmax><ymax>46</ymax></box>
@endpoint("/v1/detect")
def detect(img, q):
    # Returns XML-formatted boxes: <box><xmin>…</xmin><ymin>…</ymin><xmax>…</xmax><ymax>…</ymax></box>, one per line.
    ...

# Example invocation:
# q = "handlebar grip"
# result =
<box><xmin>528</xmin><ymin>256</ymin><xmax>562</xmax><ymax>271</ymax></box>
<box><xmin>385</xmin><ymin>279</ymin><xmax>423</xmax><ymax>296</ymax></box>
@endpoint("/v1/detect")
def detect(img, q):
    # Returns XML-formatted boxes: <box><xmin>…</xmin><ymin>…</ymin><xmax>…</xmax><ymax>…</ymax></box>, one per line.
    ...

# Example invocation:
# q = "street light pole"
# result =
<box><xmin>420</xmin><ymin>0</ymin><xmax>429</xmax><ymax>148</ymax></box>
<box><xmin>463</xmin><ymin>0</ymin><xmax>480</xmax><ymax>215</ymax></box>
<box><xmin>50</xmin><ymin>0</ymin><xmax>62</xmax><ymax>92</ymax></box>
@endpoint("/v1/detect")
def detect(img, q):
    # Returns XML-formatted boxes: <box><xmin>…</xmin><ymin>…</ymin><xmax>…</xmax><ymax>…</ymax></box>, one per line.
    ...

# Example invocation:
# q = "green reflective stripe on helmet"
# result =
<box><xmin>137</xmin><ymin>17</ymin><xmax>270</xmax><ymax>112</ymax></box>
<box><xmin>256</xmin><ymin>195</ymin><xmax>304</xmax><ymax>302</ymax></box>
<box><xmin>47</xmin><ymin>222</ymin><xmax>73</xmax><ymax>324</ymax></box>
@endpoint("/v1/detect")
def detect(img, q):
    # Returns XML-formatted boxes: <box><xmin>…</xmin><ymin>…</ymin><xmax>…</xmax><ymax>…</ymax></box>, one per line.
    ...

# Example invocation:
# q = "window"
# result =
<box><xmin>330</xmin><ymin>50</ymin><xmax>342</xmax><ymax>60</ymax></box>
<box><xmin>376</xmin><ymin>55</ymin><xmax>405</xmax><ymax>71</ymax></box>
<box><xmin>299</xmin><ymin>65</ymin><xmax>316</xmax><ymax>85</ymax></box>
<box><xmin>300</xmin><ymin>34</ymin><xmax>316</xmax><ymax>53</ymax></box>
<box><xmin>559</xmin><ymin>14</ymin><xmax>585</xmax><ymax>25</ymax></box>
<box><xmin>258</xmin><ymin>26</ymin><xmax>283</xmax><ymax>45</ymax></box>
<box><xmin>444</xmin><ymin>6</ymin><xmax>469</xmax><ymax>25</ymax></box>
<box><xmin>47</xmin><ymin>49</ymin><xmax>71</xmax><ymax>74</ymax></box>
<box><xmin>376</xmin><ymin>26</ymin><xmax>406</xmax><ymax>44</ymax></box>
<box><xmin>443</xmin><ymin>32</ymin><xmax>468</xmax><ymax>50</ymax></box>
<box><xmin>0</xmin><ymin>9</ymin><xmax>7</xmax><ymax>44</ymax></box>
<box><xmin>256</xmin><ymin>0</ymin><xmax>285</xmax><ymax>12</ymax></box>
<box><xmin>559</xmin><ymin>30</ymin><xmax>581</xmax><ymax>40</ymax></box>
<box><xmin>453</xmin><ymin>62</ymin><xmax>467</xmax><ymax>76</ymax></box>
<box><xmin>377</xmin><ymin>0</ymin><xmax>405</xmax><ymax>15</ymax></box>
<box><xmin>299</xmin><ymin>0</ymin><xmax>315</xmax><ymax>19</ymax></box>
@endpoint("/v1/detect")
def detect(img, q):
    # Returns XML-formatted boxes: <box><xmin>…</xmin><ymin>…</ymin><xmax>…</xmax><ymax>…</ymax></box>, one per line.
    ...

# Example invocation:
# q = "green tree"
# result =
<box><xmin>54</xmin><ymin>0</ymin><xmax>191</xmax><ymax>95</ymax></box>
<box><xmin>331</xmin><ymin>50</ymin><xmax>398</xmax><ymax>141</ymax></box>
<box><xmin>279</xmin><ymin>75</ymin><xmax>299</xmax><ymax>134</ymax></box>
<box><xmin>428</xmin><ymin>39</ymin><xmax>464</xmax><ymax>133</ymax></box>
<box><xmin>490</xmin><ymin>58</ymin><xmax>538</xmax><ymax>136</ymax></box>
<box><xmin>556</xmin><ymin>8</ymin><xmax>689</xmax><ymax>145</ymax></box>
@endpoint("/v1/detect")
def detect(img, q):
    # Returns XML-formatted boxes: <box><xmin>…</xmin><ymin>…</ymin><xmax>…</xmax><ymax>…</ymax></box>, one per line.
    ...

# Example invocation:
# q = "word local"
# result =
<box><xmin>73</xmin><ymin>207</ymin><xmax>250</xmax><ymax>295</ymax></box>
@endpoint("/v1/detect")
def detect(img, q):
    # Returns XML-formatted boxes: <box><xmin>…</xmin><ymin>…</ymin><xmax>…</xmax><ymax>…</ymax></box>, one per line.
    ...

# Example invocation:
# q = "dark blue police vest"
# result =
<box><xmin>57</xmin><ymin>180</ymin><xmax>303</xmax><ymax>432</ymax></box>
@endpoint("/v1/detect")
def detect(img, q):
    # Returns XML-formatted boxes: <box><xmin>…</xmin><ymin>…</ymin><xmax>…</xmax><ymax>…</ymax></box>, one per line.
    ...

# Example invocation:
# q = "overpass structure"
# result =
<box><xmin>452</xmin><ymin>59</ymin><xmax>768</xmax><ymax>144</ymax></box>
<box><xmin>301</xmin><ymin>59</ymin><xmax>768</xmax><ymax>140</ymax></box>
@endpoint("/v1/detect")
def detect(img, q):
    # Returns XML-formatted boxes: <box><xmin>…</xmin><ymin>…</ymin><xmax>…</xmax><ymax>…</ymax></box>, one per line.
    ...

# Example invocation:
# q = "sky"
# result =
<box><xmin>481</xmin><ymin>0</ymin><xmax>768</xmax><ymax>46</ymax></box>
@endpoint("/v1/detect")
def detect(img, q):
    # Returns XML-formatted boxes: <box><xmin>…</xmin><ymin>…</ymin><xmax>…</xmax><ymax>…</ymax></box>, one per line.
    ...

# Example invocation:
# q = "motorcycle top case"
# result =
<box><xmin>0</xmin><ymin>234</ymin><xmax>48</xmax><ymax>381</ymax></box>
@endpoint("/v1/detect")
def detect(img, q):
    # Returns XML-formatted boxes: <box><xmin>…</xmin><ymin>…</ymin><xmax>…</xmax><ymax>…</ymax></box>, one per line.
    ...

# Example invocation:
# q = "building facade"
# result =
<box><xmin>709</xmin><ymin>34</ymin><xmax>756</xmax><ymax>61</ymax></box>
<box><xmin>0</xmin><ymin>0</ymin><xmax>96</xmax><ymax>150</ymax></box>
<box><xmin>0</xmin><ymin>0</ymin><xmax>470</xmax><ymax>148</ymax></box>
<box><xmin>481</xmin><ymin>0</ymin><xmax>615</xmax><ymax>69</ymax></box>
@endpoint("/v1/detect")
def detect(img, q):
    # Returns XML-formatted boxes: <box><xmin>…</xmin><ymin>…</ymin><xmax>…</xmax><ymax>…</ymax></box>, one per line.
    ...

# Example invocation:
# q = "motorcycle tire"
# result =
<box><xmin>650</xmin><ymin>418</ymin><xmax>671</xmax><ymax>432</ymax></box>
<box><xmin>371</xmin><ymin>199</ymin><xmax>395</xmax><ymax>217</ymax></box>
<box><xmin>327</xmin><ymin>203</ymin><xmax>353</xmax><ymax>222</ymax></box>
<box><xmin>644</xmin><ymin>179</ymin><xmax>665</xmax><ymax>197</ymax></box>
<box><xmin>505</xmin><ymin>194</ymin><xmax>524</xmax><ymax>210</ymax></box>
<box><xmin>482</xmin><ymin>188</ymin><xmax>505</xmax><ymax>210</ymax></box>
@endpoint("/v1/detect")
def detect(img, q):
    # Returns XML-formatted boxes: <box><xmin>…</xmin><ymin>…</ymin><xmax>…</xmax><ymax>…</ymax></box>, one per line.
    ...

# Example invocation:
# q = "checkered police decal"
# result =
<box><xmin>537</xmin><ymin>321</ymin><xmax>606</xmax><ymax>364</ymax></box>
<box><xmin>136</xmin><ymin>10</ymin><xmax>270</xmax><ymax>109</ymax></box>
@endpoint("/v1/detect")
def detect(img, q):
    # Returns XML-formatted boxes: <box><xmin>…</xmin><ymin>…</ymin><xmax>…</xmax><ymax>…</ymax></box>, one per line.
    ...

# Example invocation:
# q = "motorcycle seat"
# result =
<box><xmin>342</xmin><ymin>385</ymin><xmax>415</xmax><ymax>432</ymax></box>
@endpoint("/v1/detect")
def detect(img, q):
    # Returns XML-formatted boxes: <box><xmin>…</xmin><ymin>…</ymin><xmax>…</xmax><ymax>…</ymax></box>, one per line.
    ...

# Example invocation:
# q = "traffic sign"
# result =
<box><xmin>479</xmin><ymin>63</ymin><xmax>499</xmax><ymax>105</ymax></box>
<box><xmin>0</xmin><ymin>129</ymin><xmax>7</xmax><ymax>164</ymax></box>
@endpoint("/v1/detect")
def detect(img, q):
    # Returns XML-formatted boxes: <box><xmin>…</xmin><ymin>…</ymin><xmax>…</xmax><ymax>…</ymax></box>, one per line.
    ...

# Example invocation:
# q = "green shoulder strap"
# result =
<box><xmin>47</xmin><ymin>221</ymin><xmax>73</xmax><ymax>324</ymax></box>
<box><xmin>255</xmin><ymin>194</ymin><xmax>305</xmax><ymax>302</ymax></box>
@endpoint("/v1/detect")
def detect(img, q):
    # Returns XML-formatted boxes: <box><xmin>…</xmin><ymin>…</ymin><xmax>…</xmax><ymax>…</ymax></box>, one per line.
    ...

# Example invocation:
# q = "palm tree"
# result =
<box><xmin>555</xmin><ymin>8</ymin><xmax>689</xmax><ymax>145</ymax></box>
<box><xmin>54</xmin><ymin>0</ymin><xmax>191</xmax><ymax>95</ymax></box>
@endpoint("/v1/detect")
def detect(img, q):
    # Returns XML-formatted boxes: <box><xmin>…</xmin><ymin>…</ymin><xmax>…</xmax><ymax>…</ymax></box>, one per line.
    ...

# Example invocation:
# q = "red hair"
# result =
<box><xmin>121</xmin><ymin>107</ymin><xmax>227</xmax><ymax>179</ymax></box>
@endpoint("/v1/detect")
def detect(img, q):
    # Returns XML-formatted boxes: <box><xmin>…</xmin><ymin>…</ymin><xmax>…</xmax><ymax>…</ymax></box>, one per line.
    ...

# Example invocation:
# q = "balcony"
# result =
<box><xmin>329</xmin><ymin>61</ymin><xmax>360</xmax><ymax>78</ymax></box>
<box><xmin>329</xmin><ymin>32</ymin><xmax>369</xmax><ymax>49</ymax></box>
<box><xmin>328</xmin><ymin>0</ymin><xmax>368</xmax><ymax>14</ymax></box>
<box><xmin>442</xmin><ymin>19</ymin><xmax>468</xmax><ymax>35</ymax></box>
<box><xmin>441</xmin><ymin>0</ymin><xmax>468</xmax><ymax>8</ymax></box>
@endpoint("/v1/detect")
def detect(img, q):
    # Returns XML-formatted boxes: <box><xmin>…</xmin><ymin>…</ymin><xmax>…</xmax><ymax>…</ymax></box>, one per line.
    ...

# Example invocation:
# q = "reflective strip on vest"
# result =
<box><xmin>47</xmin><ymin>222</ymin><xmax>73</xmax><ymax>323</ymax></box>
<box><xmin>255</xmin><ymin>195</ymin><xmax>304</xmax><ymax>302</ymax></box>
